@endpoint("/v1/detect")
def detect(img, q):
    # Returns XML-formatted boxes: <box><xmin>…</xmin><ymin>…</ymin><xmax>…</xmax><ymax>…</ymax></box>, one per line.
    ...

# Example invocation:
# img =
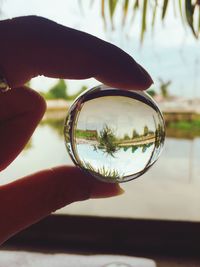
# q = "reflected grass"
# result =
<box><xmin>82</xmin><ymin>161</ymin><xmax>124</xmax><ymax>180</ymax></box>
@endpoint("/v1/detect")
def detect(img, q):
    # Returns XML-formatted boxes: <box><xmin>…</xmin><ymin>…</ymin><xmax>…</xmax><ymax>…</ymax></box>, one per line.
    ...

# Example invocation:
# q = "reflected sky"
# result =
<box><xmin>77</xmin><ymin>144</ymin><xmax>154</xmax><ymax>177</ymax></box>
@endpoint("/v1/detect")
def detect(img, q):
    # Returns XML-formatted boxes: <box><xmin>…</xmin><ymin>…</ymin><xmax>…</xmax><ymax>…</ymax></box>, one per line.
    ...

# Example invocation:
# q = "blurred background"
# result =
<box><xmin>0</xmin><ymin>0</ymin><xmax>200</xmax><ymax>223</ymax></box>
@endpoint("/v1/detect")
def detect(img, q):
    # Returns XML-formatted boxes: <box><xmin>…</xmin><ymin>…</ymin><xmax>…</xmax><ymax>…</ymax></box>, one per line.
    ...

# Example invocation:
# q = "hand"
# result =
<box><xmin>0</xmin><ymin>16</ymin><xmax>153</xmax><ymax>245</ymax></box>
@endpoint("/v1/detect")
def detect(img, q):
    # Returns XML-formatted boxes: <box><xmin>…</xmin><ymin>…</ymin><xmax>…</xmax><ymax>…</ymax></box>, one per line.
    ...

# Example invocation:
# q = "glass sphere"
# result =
<box><xmin>64</xmin><ymin>84</ymin><xmax>165</xmax><ymax>183</ymax></box>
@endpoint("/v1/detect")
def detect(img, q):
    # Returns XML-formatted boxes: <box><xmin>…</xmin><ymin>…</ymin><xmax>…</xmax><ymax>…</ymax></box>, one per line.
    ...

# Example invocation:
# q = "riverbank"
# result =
<box><xmin>44</xmin><ymin>99</ymin><xmax>200</xmax><ymax>123</ymax></box>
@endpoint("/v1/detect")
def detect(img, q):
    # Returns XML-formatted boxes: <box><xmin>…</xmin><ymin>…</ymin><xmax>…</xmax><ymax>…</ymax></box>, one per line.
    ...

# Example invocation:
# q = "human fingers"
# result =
<box><xmin>0</xmin><ymin>86</ymin><xmax>46</xmax><ymax>171</ymax></box>
<box><xmin>0</xmin><ymin>166</ymin><xmax>124</xmax><ymax>244</ymax></box>
<box><xmin>0</xmin><ymin>16</ymin><xmax>153</xmax><ymax>90</ymax></box>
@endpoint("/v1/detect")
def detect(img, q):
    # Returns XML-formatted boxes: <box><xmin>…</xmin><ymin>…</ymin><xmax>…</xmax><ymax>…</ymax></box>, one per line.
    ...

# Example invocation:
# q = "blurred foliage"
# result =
<box><xmin>86</xmin><ymin>0</ymin><xmax>200</xmax><ymax>42</ymax></box>
<box><xmin>40</xmin><ymin>79</ymin><xmax>87</xmax><ymax>100</ymax></box>
<box><xmin>168</xmin><ymin>119</ymin><xmax>200</xmax><ymax>130</ymax></box>
<box><xmin>146</xmin><ymin>78</ymin><xmax>172</xmax><ymax>98</ymax></box>
<box><xmin>41</xmin><ymin>79</ymin><xmax>67</xmax><ymax>100</ymax></box>
<box><xmin>40</xmin><ymin>118</ymin><xmax>64</xmax><ymax>137</ymax></box>
<box><xmin>147</xmin><ymin>88</ymin><xmax>156</xmax><ymax>97</ymax></box>
<box><xmin>159</xmin><ymin>78</ymin><xmax>171</xmax><ymax>98</ymax></box>
<box><xmin>167</xmin><ymin>119</ymin><xmax>200</xmax><ymax>139</ymax></box>
<box><xmin>23</xmin><ymin>139</ymin><xmax>33</xmax><ymax>151</ymax></box>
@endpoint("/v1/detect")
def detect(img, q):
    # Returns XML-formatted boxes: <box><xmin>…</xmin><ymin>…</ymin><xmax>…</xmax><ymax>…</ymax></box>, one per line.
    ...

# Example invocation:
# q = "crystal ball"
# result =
<box><xmin>64</xmin><ymin>84</ymin><xmax>165</xmax><ymax>183</ymax></box>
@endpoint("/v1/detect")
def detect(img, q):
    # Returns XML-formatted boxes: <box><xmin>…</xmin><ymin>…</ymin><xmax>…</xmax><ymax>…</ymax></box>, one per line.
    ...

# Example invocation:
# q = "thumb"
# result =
<box><xmin>0</xmin><ymin>166</ymin><xmax>124</xmax><ymax>244</ymax></box>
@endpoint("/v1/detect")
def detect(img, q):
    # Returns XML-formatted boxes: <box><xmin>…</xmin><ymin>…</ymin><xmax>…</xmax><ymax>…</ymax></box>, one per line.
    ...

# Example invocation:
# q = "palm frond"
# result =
<box><xmin>140</xmin><ymin>0</ymin><xmax>148</xmax><ymax>43</ymax></box>
<box><xmin>122</xmin><ymin>0</ymin><xmax>129</xmax><ymax>26</ymax></box>
<box><xmin>198</xmin><ymin>5</ymin><xmax>200</xmax><ymax>35</ymax></box>
<box><xmin>78</xmin><ymin>0</ymin><xmax>200</xmax><ymax>42</ymax></box>
<box><xmin>185</xmin><ymin>0</ymin><xmax>197</xmax><ymax>38</ymax></box>
<box><xmin>179</xmin><ymin>0</ymin><xmax>184</xmax><ymax>23</ymax></box>
<box><xmin>101</xmin><ymin>0</ymin><xmax>106</xmax><ymax>29</ymax></box>
<box><xmin>108</xmin><ymin>0</ymin><xmax>118</xmax><ymax>29</ymax></box>
<box><xmin>151</xmin><ymin>0</ymin><xmax>158</xmax><ymax>29</ymax></box>
<box><xmin>162</xmin><ymin>0</ymin><xmax>169</xmax><ymax>20</ymax></box>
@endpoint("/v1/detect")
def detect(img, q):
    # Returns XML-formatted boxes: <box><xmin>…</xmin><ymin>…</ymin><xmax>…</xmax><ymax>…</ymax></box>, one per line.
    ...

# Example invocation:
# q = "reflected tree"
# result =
<box><xmin>123</xmin><ymin>133</ymin><xmax>131</xmax><ymax>140</ymax></box>
<box><xmin>132</xmin><ymin>129</ymin><xmax>139</xmax><ymax>138</ymax></box>
<box><xmin>155</xmin><ymin>123</ymin><xmax>165</xmax><ymax>148</ymax></box>
<box><xmin>131</xmin><ymin>145</ymin><xmax>138</xmax><ymax>153</ymax></box>
<box><xmin>143</xmin><ymin>125</ymin><xmax>149</xmax><ymax>136</ymax></box>
<box><xmin>98</xmin><ymin>124</ymin><xmax>119</xmax><ymax>156</ymax></box>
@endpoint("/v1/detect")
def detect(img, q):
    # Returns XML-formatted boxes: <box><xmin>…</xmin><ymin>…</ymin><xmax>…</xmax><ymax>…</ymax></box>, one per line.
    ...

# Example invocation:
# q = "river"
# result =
<box><xmin>0</xmin><ymin>118</ymin><xmax>200</xmax><ymax>222</ymax></box>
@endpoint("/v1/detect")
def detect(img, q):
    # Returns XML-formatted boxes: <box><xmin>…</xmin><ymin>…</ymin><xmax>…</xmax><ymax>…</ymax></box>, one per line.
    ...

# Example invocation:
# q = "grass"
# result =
<box><xmin>169</xmin><ymin>120</ymin><xmax>200</xmax><ymax>130</ymax></box>
<box><xmin>168</xmin><ymin>120</ymin><xmax>200</xmax><ymax>130</ymax></box>
<box><xmin>167</xmin><ymin>119</ymin><xmax>200</xmax><ymax>139</ymax></box>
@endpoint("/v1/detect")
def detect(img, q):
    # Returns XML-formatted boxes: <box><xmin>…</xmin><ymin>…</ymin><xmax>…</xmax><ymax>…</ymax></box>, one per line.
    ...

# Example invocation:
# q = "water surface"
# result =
<box><xmin>0</xmin><ymin>118</ymin><xmax>200</xmax><ymax>221</ymax></box>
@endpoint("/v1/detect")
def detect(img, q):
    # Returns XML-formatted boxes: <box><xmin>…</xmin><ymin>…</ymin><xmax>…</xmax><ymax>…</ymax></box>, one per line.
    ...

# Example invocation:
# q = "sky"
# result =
<box><xmin>0</xmin><ymin>0</ymin><xmax>200</xmax><ymax>98</ymax></box>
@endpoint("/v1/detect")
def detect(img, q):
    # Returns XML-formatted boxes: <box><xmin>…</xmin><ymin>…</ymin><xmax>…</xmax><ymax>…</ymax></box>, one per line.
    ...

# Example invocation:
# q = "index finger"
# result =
<box><xmin>0</xmin><ymin>16</ymin><xmax>153</xmax><ymax>89</ymax></box>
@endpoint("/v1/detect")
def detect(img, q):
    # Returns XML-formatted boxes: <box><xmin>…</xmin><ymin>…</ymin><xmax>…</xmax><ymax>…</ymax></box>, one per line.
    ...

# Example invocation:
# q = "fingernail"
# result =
<box><xmin>116</xmin><ymin>185</ymin><xmax>125</xmax><ymax>195</ymax></box>
<box><xmin>90</xmin><ymin>182</ymin><xmax>125</xmax><ymax>199</ymax></box>
<box><xmin>100</xmin><ymin>184</ymin><xmax>125</xmax><ymax>198</ymax></box>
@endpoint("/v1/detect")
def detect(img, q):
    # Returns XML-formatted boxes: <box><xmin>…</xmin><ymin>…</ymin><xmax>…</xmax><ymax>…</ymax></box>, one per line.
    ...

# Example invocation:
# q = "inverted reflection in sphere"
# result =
<box><xmin>64</xmin><ymin>85</ymin><xmax>165</xmax><ymax>183</ymax></box>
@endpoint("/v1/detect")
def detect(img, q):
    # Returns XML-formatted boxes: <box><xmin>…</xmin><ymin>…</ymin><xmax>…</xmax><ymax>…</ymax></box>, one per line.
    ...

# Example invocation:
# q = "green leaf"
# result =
<box><xmin>185</xmin><ymin>0</ymin><xmax>197</xmax><ymax>38</ymax></box>
<box><xmin>101</xmin><ymin>0</ymin><xmax>106</xmax><ymax>29</ymax></box>
<box><xmin>140</xmin><ymin>0</ymin><xmax>147</xmax><ymax>43</ymax></box>
<box><xmin>130</xmin><ymin>0</ymin><xmax>139</xmax><ymax>23</ymax></box>
<box><xmin>122</xmin><ymin>0</ymin><xmax>129</xmax><ymax>26</ymax></box>
<box><xmin>108</xmin><ymin>0</ymin><xmax>118</xmax><ymax>20</ymax></box>
<box><xmin>151</xmin><ymin>0</ymin><xmax>158</xmax><ymax>29</ymax></box>
<box><xmin>198</xmin><ymin>6</ymin><xmax>200</xmax><ymax>34</ymax></box>
<box><xmin>162</xmin><ymin>0</ymin><xmax>169</xmax><ymax>20</ymax></box>
<box><xmin>178</xmin><ymin>0</ymin><xmax>184</xmax><ymax>23</ymax></box>
<box><xmin>133</xmin><ymin>0</ymin><xmax>139</xmax><ymax>10</ymax></box>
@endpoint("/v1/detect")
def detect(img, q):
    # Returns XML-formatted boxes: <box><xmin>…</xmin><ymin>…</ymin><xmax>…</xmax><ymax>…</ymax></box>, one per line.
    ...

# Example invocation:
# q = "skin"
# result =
<box><xmin>0</xmin><ymin>16</ymin><xmax>153</xmax><ymax>245</ymax></box>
